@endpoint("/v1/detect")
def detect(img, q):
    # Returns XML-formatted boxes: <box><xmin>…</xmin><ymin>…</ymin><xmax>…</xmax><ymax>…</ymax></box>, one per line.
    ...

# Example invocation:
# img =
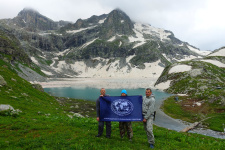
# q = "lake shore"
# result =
<box><xmin>35</xmin><ymin>77</ymin><xmax>164</xmax><ymax>90</ymax></box>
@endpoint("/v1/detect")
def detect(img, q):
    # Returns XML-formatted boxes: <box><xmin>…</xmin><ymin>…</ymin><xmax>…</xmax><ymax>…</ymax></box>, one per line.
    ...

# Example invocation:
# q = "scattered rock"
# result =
<box><xmin>195</xmin><ymin>102</ymin><xmax>201</xmax><ymax>106</ymax></box>
<box><xmin>0</xmin><ymin>104</ymin><xmax>22</xmax><ymax>115</ymax></box>
<box><xmin>0</xmin><ymin>104</ymin><xmax>14</xmax><ymax>111</ymax></box>
<box><xmin>45</xmin><ymin>113</ymin><xmax>51</xmax><ymax>116</ymax></box>
<box><xmin>189</xmin><ymin>69</ymin><xmax>202</xmax><ymax>77</ymax></box>
<box><xmin>67</xmin><ymin>114</ymin><xmax>73</xmax><ymax>119</ymax></box>
<box><xmin>0</xmin><ymin>75</ymin><xmax>7</xmax><ymax>86</ymax></box>
<box><xmin>10</xmin><ymin>96</ymin><xmax>17</xmax><ymax>99</ymax></box>
<box><xmin>199</xmin><ymin>86</ymin><xmax>208</xmax><ymax>91</ymax></box>
<box><xmin>11</xmin><ymin>78</ymin><xmax>16</xmax><ymax>82</ymax></box>
<box><xmin>21</xmin><ymin>93</ymin><xmax>29</xmax><ymax>96</ymax></box>
<box><xmin>69</xmin><ymin>111</ymin><xmax>84</xmax><ymax>118</ymax></box>
<box><xmin>74</xmin><ymin>113</ymin><xmax>84</xmax><ymax>118</ymax></box>
<box><xmin>32</xmin><ymin>84</ymin><xmax>44</xmax><ymax>92</ymax></box>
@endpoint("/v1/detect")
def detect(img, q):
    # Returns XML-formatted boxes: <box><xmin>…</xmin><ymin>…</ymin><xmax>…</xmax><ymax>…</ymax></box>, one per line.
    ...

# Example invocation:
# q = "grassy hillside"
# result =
<box><xmin>0</xmin><ymin>60</ymin><xmax>225</xmax><ymax>149</ymax></box>
<box><xmin>161</xmin><ymin>96</ymin><xmax>225</xmax><ymax>132</ymax></box>
<box><xmin>155</xmin><ymin>58</ymin><xmax>225</xmax><ymax>132</ymax></box>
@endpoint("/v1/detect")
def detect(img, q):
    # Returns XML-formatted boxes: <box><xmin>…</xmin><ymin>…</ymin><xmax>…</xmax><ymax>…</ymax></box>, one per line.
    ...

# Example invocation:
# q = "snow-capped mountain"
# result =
<box><xmin>0</xmin><ymin>8</ymin><xmax>211</xmax><ymax>81</ymax></box>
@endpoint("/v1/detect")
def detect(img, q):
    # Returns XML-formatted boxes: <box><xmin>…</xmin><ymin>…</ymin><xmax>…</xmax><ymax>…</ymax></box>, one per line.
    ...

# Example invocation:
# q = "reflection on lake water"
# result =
<box><xmin>44</xmin><ymin>87</ymin><xmax>172</xmax><ymax>102</ymax></box>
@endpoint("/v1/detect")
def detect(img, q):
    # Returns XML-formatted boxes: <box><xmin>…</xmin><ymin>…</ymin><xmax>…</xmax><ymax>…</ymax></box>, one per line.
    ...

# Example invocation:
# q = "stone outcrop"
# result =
<box><xmin>32</xmin><ymin>84</ymin><xmax>44</xmax><ymax>92</ymax></box>
<box><xmin>0</xmin><ymin>75</ymin><xmax>7</xmax><ymax>86</ymax></box>
<box><xmin>0</xmin><ymin>104</ymin><xmax>22</xmax><ymax>115</ymax></box>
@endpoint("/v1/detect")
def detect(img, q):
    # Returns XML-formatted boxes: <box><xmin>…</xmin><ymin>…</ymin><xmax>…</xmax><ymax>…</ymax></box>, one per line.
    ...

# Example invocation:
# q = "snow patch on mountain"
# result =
<box><xmin>55</xmin><ymin>49</ymin><xmax>71</xmax><ymax>56</ymax></box>
<box><xmin>52</xmin><ymin>61</ymin><xmax>68</xmax><ymax>73</ymax></box>
<box><xmin>119</xmin><ymin>41</ymin><xmax>122</xmax><ymax>47</ymax></box>
<box><xmin>128</xmin><ymin>23</ymin><xmax>173</xmax><ymax>48</ymax></box>
<box><xmin>187</xmin><ymin>45</ymin><xmax>211</xmax><ymax>56</ymax></box>
<box><xmin>129</xmin><ymin>23</ymin><xmax>146</xmax><ymax>48</ymax></box>
<box><xmin>98</xmin><ymin>18</ymin><xmax>106</xmax><ymax>24</ymax></box>
<box><xmin>108</xmin><ymin>36</ymin><xmax>116</xmax><ymax>42</ymax></box>
<box><xmin>50</xmin><ymin>57</ymin><xmax>58</xmax><ymax>67</ymax></box>
<box><xmin>48</xmin><ymin>56</ymin><xmax>164</xmax><ymax>78</ymax></box>
<box><xmin>175</xmin><ymin>55</ymin><xmax>202</xmax><ymax>62</ymax></box>
<box><xmin>208</xmin><ymin>48</ymin><xmax>225</xmax><ymax>56</ymax></box>
<box><xmin>154</xmin><ymin>80</ymin><xmax>172</xmax><ymax>90</ymax></box>
<box><xmin>169</xmin><ymin>65</ymin><xmax>192</xmax><ymax>74</ymax></box>
<box><xmin>31</xmin><ymin>57</ymin><xmax>39</xmax><ymax>64</ymax></box>
<box><xmin>81</xmin><ymin>38</ymin><xmax>98</xmax><ymax>48</ymax></box>
<box><xmin>135</xmin><ymin>23</ymin><xmax>171</xmax><ymax>41</ymax></box>
<box><xmin>162</xmin><ymin>54</ymin><xmax>200</xmax><ymax>62</ymax></box>
<box><xmin>66</xmin><ymin>25</ymin><xmax>97</xmax><ymax>34</ymax></box>
<box><xmin>41</xmin><ymin>70</ymin><xmax>53</xmax><ymax>75</ymax></box>
<box><xmin>200</xmin><ymin>59</ymin><xmax>225</xmax><ymax>68</ymax></box>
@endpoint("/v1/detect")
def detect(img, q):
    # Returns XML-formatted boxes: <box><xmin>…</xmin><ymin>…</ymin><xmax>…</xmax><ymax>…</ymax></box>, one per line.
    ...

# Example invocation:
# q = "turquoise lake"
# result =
<box><xmin>44</xmin><ymin>87</ymin><xmax>172</xmax><ymax>102</ymax></box>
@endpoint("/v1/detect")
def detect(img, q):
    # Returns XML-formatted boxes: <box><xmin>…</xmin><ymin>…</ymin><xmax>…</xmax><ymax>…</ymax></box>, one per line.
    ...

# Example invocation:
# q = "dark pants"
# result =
<box><xmin>98</xmin><ymin>121</ymin><xmax>111</xmax><ymax>136</ymax></box>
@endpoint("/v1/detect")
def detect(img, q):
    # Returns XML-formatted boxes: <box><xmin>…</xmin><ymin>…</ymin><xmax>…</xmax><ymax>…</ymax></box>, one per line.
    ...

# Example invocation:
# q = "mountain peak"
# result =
<box><xmin>13</xmin><ymin>8</ymin><xmax>57</xmax><ymax>31</ymax></box>
<box><xmin>99</xmin><ymin>9</ymin><xmax>134</xmax><ymax>38</ymax></box>
<box><xmin>18</xmin><ymin>8</ymin><xmax>40</xmax><ymax>16</ymax></box>
<box><xmin>109</xmin><ymin>8</ymin><xmax>130</xmax><ymax>20</ymax></box>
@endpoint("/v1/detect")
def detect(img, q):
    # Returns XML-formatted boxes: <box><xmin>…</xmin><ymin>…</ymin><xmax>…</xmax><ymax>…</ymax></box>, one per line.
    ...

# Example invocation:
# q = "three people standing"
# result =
<box><xmin>95</xmin><ymin>88</ymin><xmax>155</xmax><ymax>148</ymax></box>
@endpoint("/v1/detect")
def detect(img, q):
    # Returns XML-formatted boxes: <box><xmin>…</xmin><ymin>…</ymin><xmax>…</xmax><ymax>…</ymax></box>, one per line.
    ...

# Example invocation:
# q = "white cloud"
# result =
<box><xmin>0</xmin><ymin>0</ymin><xmax>225</xmax><ymax>51</ymax></box>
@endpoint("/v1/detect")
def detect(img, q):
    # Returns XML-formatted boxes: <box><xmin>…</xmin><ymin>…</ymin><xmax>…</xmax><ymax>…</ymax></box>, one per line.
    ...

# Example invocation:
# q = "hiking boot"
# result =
<box><xmin>106</xmin><ymin>135</ymin><xmax>111</xmax><ymax>139</ymax></box>
<box><xmin>95</xmin><ymin>134</ymin><xmax>101</xmax><ymax>137</ymax></box>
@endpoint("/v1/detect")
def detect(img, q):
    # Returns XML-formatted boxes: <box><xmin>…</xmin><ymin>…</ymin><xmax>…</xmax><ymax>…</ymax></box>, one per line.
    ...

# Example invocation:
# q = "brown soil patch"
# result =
<box><xmin>180</xmin><ymin>99</ymin><xmax>209</xmax><ymax>114</ymax></box>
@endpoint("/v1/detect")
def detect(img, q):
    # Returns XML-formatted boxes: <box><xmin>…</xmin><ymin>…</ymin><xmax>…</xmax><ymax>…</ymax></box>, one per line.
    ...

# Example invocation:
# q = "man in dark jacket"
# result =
<box><xmin>95</xmin><ymin>88</ymin><xmax>111</xmax><ymax>138</ymax></box>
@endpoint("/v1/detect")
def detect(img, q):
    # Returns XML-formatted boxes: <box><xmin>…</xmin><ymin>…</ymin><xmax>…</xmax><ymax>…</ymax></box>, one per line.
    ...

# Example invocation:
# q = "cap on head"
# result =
<box><xmin>121</xmin><ymin>89</ymin><xmax>127</xmax><ymax>95</ymax></box>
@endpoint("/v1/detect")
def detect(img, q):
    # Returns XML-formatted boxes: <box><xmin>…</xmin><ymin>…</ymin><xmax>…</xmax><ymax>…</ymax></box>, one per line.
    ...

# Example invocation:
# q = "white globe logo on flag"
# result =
<box><xmin>111</xmin><ymin>99</ymin><xmax>134</xmax><ymax>116</ymax></box>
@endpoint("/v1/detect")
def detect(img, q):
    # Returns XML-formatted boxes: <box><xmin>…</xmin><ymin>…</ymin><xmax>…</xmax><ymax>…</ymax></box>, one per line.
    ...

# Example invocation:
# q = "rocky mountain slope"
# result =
<box><xmin>0</xmin><ymin>8</ymin><xmax>211</xmax><ymax>80</ymax></box>
<box><xmin>0</xmin><ymin>25</ymin><xmax>31</xmax><ymax>64</ymax></box>
<box><xmin>155</xmin><ymin>47</ymin><xmax>225</xmax><ymax>105</ymax></box>
<box><xmin>1</xmin><ymin>8</ymin><xmax>70</xmax><ymax>31</ymax></box>
<box><xmin>0</xmin><ymin>24</ymin><xmax>47</xmax><ymax>80</ymax></box>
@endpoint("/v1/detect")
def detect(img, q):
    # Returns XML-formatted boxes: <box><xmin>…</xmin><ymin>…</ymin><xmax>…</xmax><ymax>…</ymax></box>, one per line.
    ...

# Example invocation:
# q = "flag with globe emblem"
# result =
<box><xmin>99</xmin><ymin>96</ymin><xmax>143</xmax><ymax>121</ymax></box>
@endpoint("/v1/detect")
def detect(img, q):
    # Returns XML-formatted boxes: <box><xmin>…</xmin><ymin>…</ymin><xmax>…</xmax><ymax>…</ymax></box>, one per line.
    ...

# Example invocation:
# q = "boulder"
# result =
<box><xmin>0</xmin><ymin>104</ymin><xmax>14</xmax><ymax>111</ymax></box>
<box><xmin>0</xmin><ymin>104</ymin><xmax>22</xmax><ymax>115</ymax></box>
<box><xmin>32</xmin><ymin>84</ymin><xmax>44</xmax><ymax>92</ymax></box>
<box><xmin>189</xmin><ymin>69</ymin><xmax>202</xmax><ymax>77</ymax></box>
<box><xmin>0</xmin><ymin>75</ymin><xmax>7</xmax><ymax>86</ymax></box>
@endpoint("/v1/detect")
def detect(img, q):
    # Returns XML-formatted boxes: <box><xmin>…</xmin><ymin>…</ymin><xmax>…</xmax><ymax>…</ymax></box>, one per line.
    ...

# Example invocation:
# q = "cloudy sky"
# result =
<box><xmin>0</xmin><ymin>0</ymin><xmax>225</xmax><ymax>51</ymax></box>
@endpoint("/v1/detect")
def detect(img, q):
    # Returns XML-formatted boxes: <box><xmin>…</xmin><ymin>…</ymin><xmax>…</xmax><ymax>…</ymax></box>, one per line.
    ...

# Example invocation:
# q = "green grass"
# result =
<box><xmin>161</xmin><ymin>96</ymin><xmax>198</xmax><ymax>122</ymax></box>
<box><xmin>204</xmin><ymin>114</ymin><xmax>225</xmax><ymax>131</ymax></box>
<box><xmin>1</xmin><ymin>116</ymin><xmax>225</xmax><ymax>150</ymax></box>
<box><xmin>0</xmin><ymin>60</ymin><xmax>225</xmax><ymax>149</ymax></box>
<box><xmin>162</xmin><ymin>96</ymin><xmax>225</xmax><ymax>132</ymax></box>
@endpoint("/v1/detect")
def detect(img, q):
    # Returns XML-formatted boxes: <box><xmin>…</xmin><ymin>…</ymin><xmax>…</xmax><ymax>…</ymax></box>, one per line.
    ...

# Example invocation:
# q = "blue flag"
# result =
<box><xmin>100</xmin><ymin>96</ymin><xmax>143</xmax><ymax>122</ymax></box>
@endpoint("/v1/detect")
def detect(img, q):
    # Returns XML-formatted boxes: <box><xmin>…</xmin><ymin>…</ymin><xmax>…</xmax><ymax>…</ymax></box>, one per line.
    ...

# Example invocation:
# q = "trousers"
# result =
<box><xmin>119</xmin><ymin>122</ymin><xmax>133</xmax><ymax>139</ymax></box>
<box><xmin>143</xmin><ymin>116</ymin><xmax>155</xmax><ymax>144</ymax></box>
<box><xmin>98</xmin><ymin>121</ymin><xmax>111</xmax><ymax>136</ymax></box>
